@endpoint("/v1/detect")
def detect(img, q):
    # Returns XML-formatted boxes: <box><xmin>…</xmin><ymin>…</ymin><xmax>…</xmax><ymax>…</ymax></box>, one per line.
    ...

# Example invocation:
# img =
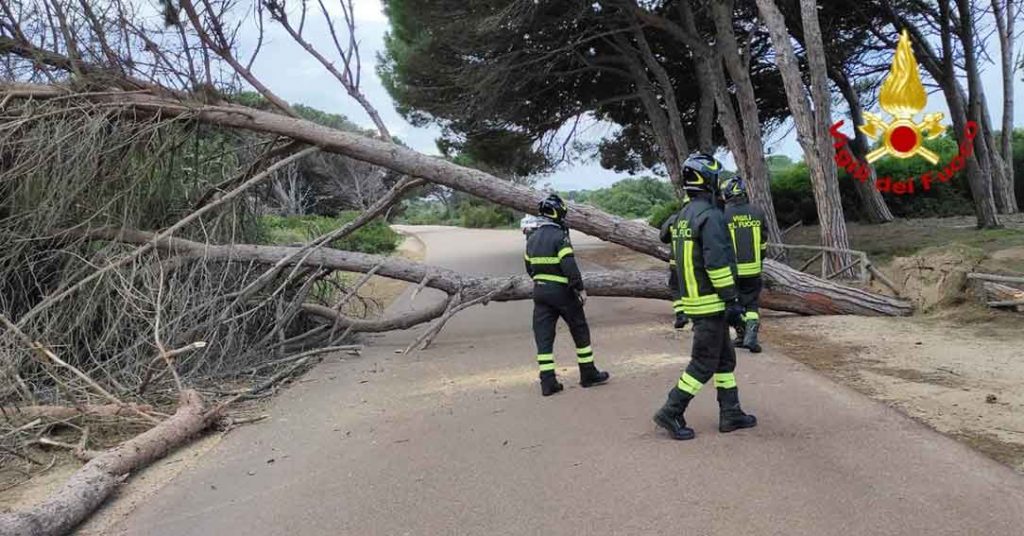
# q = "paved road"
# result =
<box><xmin>112</xmin><ymin>227</ymin><xmax>1024</xmax><ymax>536</ymax></box>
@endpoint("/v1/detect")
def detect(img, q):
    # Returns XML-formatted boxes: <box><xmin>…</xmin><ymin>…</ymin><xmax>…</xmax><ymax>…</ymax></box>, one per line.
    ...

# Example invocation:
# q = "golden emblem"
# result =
<box><xmin>859</xmin><ymin>29</ymin><xmax>946</xmax><ymax>164</ymax></box>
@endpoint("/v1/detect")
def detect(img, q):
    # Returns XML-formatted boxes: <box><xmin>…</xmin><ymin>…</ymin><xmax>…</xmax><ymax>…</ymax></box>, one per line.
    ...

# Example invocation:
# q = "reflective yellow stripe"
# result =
<box><xmin>527</xmin><ymin>257</ymin><xmax>560</xmax><ymax>265</ymax></box>
<box><xmin>714</xmin><ymin>372</ymin><xmax>737</xmax><ymax>389</ymax></box>
<box><xmin>683</xmin><ymin>240</ymin><xmax>698</xmax><ymax>299</ymax></box>
<box><xmin>677</xmin><ymin>372</ymin><xmax>704</xmax><ymax>395</ymax></box>
<box><xmin>729</xmin><ymin>225</ymin><xmax>737</xmax><ymax>254</ymax></box>
<box><xmin>707</xmin><ymin>266</ymin><xmax>732</xmax><ymax>279</ymax></box>
<box><xmin>557</xmin><ymin>247</ymin><xmax>574</xmax><ymax>259</ymax></box>
<box><xmin>744</xmin><ymin>311</ymin><xmax>759</xmax><ymax>321</ymax></box>
<box><xmin>577</xmin><ymin>356</ymin><xmax>594</xmax><ymax>364</ymax></box>
<box><xmin>537</xmin><ymin>353</ymin><xmax>554</xmax><ymax>362</ymax></box>
<box><xmin>534</xmin><ymin>274</ymin><xmax>569</xmax><ymax>284</ymax></box>
<box><xmin>737</xmin><ymin>262</ymin><xmax>761</xmax><ymax>276</ymax></box>
<box><xmin>538</xmin><ymin>362</ymin><xmax>556</xmax><ymax>372</ymax></box>
<box><xmin>753</xmin><ymin>225</ymin><xmax>762</xmax><ymax>267</ymax></box>
<box><xmin>576</xmin><ymin>346</ymin><xmax>593</xmax><ymax>355</ymax></box>
<box><xmin>680</xmin><ymin>295</ymin><xmax>724</xmax><ymax>306</ymax></box>
<box><xmin>710</xmin><ymin>275</ymin><xmax>735</xmax><ymax>289</ymax></box>
<box><xmin>684</xmin><ymin>303</ymin><xmax>726</xmax><ymax>315</ymax></box>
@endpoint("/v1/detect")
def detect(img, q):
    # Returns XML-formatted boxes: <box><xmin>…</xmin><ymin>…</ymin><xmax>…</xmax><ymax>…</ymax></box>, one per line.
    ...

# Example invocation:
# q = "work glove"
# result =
<box><xmin>725</xmin><ymin>300</ymin><xmax>745</xmax><ymax>328</ymax></box>
<box><xmin>577</xmin><ymin>289</ymin><xmax>588</xmax><ymax>306</ymax></box>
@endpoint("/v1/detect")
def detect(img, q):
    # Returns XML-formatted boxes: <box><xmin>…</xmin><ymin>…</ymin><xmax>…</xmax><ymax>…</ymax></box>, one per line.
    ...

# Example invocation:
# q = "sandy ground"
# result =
<box><xmin>586</xmin><ymin>238</ymin><xmax>1024</xmax><ymax>472</ymax></box>
<box><xmin>767</xmin><ymin>312</ymin><xmax>1024</xmax><ymax>472</ymax></box>
<box><xmin>87</xmin><ymin>226</ymin><xmax>1024</xmax><ymax>536</ymax></box>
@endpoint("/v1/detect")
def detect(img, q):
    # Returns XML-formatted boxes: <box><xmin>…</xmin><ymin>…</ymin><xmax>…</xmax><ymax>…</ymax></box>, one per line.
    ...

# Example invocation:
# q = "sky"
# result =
<box><xmin>243</xmin><ymin>0</ymin><xmax>1024</xmax><ymax>191</ymax></box>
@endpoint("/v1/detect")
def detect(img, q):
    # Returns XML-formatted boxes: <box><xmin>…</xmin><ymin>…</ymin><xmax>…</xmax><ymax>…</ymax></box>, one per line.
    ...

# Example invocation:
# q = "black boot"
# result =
<box><xmin>579</xmin><ymin>362</ymin><xmax>610</xmax><ymax>388</ymax></box>
<box><xmin>673</xmin><ymin>312</ymin><xmax>689</xmax><ymax>329</ymax></box>
<box><xmin>733</xmin><ymin>322</ymin><xmax>746</xmax><ymax>348</ymax></box>
<box><xmin>717</xmin><ymin>387</ymin><xmax>757</xmax><ymax>433</ymax></box>
<box><xmin>743</xmin><ymin>319</ymin><xmax>762</xmax><ymax>353</ymax></box>
<box><xmin>652</xmin><ymin>388</ymin><xmax>695</xmax><ymax>440</ymax></box>
<box><xmin>540</xmin><ymin>371</ymin><xmax>563</xmax><ymax>397</ymax></box>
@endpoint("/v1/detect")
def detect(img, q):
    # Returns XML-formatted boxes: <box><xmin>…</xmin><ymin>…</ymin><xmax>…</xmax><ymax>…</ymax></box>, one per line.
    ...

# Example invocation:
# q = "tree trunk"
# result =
<box><xmin>611</xmin><ymin>31</ymin><xmax>686</xmax><ymax>190</ymax></box>
<box><xmin>0</xmin><ymin>390</ymin><xmax>218</xmax><ymax>536</ymax></box>
<box><xmin>70</xmin><ymin>227</ymin><xmax>912</xmax><ymax>318</ymax></box>
<box><xmin>881</xmin><ymin>3</ymin><xmax>1002</xmax><ymax>228</ymax></box>
<box><xmin>707</xmin><ymin>0</ymin><xmax>783</xmax><ymax>247</ymax></box>
<box><xmin>954</xmin><ymin>0</ymin><xmax>1004</xmax><ymax>226</ymax></box>
<box><xmin>991</xmin><ymin>0</ymin><xmax>1018</xmax><ymax>213</ymax></box>
<box><xmin>755</xmin><ymin>0</ymin><xmax>853</xmax><ymax>272</ymax></box>
<box><xmin>832</xmin><ymin>68</ymin><xmax>895</xmax><ymax>223</ymax></box>
<box><xmin>8</xmin><ymin>83</ymin><xmax>911</xmax><ymax>315</ymax></box>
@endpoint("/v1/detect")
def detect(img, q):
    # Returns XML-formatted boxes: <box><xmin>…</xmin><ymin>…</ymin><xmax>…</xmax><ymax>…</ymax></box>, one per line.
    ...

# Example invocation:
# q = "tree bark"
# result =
<box><xmin>756</xmin><ymin>0</ymin><xmax>853</xmax><ymax>271</ymax></box>
<box><xmin>991</xmin><ymin>0</ymin><xmax>1018</xmax><ymax>213</ymax></box>
<box><xmin>0</xmin><ymin>390</ymin><xmax>218</xmax><ymax>536</ymax></box>
<box><xmin>831</xmin><ymin>68</ymin><xmax>895</xmax><ymax>223</ymax></box>
<box><xmin>707</xmin><ymin>0</ymin><xmax>784</xmax><ymax>246</ymax></box>
<box><xmin>9</xmin><ymin>83</ymin><xmax>910</xmax><ymax>315</ymax></box>
<box><xmin>951</xmin><ymin>0</ymin><xmax>1005</xmax><ymax>226</ymax></box>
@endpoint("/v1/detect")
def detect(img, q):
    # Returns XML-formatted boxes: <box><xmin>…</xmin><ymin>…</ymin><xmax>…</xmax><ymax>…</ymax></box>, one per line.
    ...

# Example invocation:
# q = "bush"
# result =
<box><xmin>567</xmin><ymin>177</ymin><xmax>675</xmax><ymax>219</ymax></box>
<box><xmin>769</xmin><ymin>133</ymin><xmax>978</xmax><ymax>225</ymax></box>
<box><xmin>648</xmin><ymin>199</ymin><xmax>682</xmax><ymax>229</ymax></box>
<box><xmin>260</xmin><ymin>212</ymin><xmax>399</xmax><ymax>254</ymax></box>
<box><xmin>459</xmin><ymin>204</ymin><xmax>516</xmax><ymax>228</ymax></box>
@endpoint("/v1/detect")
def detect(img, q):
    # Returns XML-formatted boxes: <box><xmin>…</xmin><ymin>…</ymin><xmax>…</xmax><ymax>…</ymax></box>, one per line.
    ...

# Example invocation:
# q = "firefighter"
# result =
<box><xmin>525</xmin><ymin>194</ymin><xmax>610</xmax><ymax>396</ymax></box>
<box><xmin>653</xmin><ymin>154</ymin><xmax>757</xmax><ymax>440</ymax></box>
<box><xmin>660</xmin><ymin>207</ymin><xmax>689</xmax><ymax>329</ymax></box>
<box><xmin>719</xmin><ymin>175</ymin><xmax>766</xmax><ymax>353</ymax></box>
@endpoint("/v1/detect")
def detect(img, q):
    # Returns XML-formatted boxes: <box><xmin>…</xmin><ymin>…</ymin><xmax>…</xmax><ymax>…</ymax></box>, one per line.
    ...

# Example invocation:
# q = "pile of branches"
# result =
<box><xmin>0</xmin><ymin>101</ymin><xmax>369</xmax><ymax>495</ymax></box>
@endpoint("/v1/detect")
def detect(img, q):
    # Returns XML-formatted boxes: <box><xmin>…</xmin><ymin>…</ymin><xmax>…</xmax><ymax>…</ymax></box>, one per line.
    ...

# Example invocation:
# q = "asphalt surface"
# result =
<box><xmin>112</xmin><ymin>226</ymin><xmax>1024</xmax><ymax>536</ymax></box>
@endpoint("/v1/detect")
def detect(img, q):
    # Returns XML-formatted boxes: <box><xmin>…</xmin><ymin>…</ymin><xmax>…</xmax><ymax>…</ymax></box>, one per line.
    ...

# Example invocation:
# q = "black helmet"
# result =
<box><xmin>719</xmin><ymin>174</ymin><xmax>747</xmax><ymax>202</ymax></box>
<box><xmin>681</xmin><ymin>153</ymin><xmax>723</xmax><ymax>195</ymax></box>
<box><xmin>538</xmin><ymin>193</ymin><xmax>567</xmax><ymax>222</ymax></box>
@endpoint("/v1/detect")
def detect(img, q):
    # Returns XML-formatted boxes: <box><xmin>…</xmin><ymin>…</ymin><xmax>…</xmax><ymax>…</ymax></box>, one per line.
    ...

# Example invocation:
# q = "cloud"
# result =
<box><xmin>319</xmin><ymin>0</ymin><xmax>388</xmax><ymax>24</ymax></box>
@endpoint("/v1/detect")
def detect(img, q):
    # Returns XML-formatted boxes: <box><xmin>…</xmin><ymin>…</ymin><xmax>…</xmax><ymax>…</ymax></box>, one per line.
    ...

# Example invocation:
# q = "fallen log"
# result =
<box><xmin>69</xmin><ymin>228</ymin><xmax>912</xmax><ymax>317</ymax></box>
<box><xmin>0</xmin><ymin>390</ymin><xmax>219</xmax><ymax>536</ymax></box>
<box><xmin>980</xmin><ymin>282</ymin><xmax>1024</xmax><ymax>311</ymax></box>
<box><xmin>0</xmin><ymin>404</ymin><xmax>153</xmax><ymax>421</ymax></box>
<box><xmin>10</xmin><ymin>83</ymin><xmax>911</xmax><ymax>317</ymax></box>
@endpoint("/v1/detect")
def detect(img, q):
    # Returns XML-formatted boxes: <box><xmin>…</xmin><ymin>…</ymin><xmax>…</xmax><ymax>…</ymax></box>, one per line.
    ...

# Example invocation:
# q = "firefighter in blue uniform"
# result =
<box><xmin>524</xmin><ymin>194</ymin><xmax>610</xmax><ymax>396</ymax></box>
<box><xmin>719</xmin><ymin>175</ymin><xmax>766</xmax><ymax>353</ymax></box>
<box><xmin>653</xmin><ymin>154</ymin><xmax>757</xmax><ymax>440</ymax></box>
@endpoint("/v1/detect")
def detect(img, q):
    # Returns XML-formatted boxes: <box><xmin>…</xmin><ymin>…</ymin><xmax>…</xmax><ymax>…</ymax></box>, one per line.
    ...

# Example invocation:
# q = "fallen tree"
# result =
<box><xmin>0</xmin><ymin>390</ymin><xmax>219</xmax><ymax>536</ymax></box>
<box><xmin>11</xmin><ymin>83</ymin><xmax>912</xmax><ymax>318</ymax></box>
<box><xmin>70</xmin><ymin>228</ymin><xmax>912</xmax><ymax>319</ymax></box>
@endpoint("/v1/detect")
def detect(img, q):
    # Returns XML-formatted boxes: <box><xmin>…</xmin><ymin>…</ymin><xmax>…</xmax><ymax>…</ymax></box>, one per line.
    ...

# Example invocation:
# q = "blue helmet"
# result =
<box><xmin>719</xmin><ymin>175</ymin><xmax>748</xmax><ymax>202</ymax></box>
<box><xmin>681</xmin><ymin>153</ymin><xmax>724</xmax><ymax>195</ymax></box>
<box><xmin>538</xmin><ymin>193</ymin><xmax>567</xmax><ymax>222</ymax></box>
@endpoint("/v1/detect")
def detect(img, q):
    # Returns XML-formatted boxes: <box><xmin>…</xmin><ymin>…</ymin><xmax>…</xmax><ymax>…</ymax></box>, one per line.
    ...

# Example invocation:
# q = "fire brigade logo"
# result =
<box><xmin>858</xmin><ymin>29</ymin><xmax>946</xmax><ymax>164</ymax></box>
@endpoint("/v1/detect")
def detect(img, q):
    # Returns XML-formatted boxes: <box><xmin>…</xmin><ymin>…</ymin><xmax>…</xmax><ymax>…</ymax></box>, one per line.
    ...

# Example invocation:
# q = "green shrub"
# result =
<box><xmin>648</xmin><ymin>199</ymin><xmax>682</xmax><ymax>228</ymax></box>
<box><xmin>459</xmin><ymin>204</ymin><xmax>516</xmax><ymax>228</ymax></box>
<box><xmin>567</xmin><ymin>177</ymin><xmax>675</xmax><ymax>219</ymax></box>
<box><xmin>260</xmin><ymin>212</ymin><xmax>399</xmax><ymax>254</ymax></box>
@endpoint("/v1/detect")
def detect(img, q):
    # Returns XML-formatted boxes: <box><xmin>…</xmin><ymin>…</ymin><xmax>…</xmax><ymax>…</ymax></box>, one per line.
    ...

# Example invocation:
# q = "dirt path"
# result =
<box><xmin>103</xmin><ymin>227</ymin><xmax>1024</xmax><ymax>535</ymax></box>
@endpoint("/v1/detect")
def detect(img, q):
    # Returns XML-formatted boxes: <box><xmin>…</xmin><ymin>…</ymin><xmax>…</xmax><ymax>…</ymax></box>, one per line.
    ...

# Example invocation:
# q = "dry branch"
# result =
<box><xmin>0</xmin><ymin>390</ymin><xmax>221</xmax><ymax>536</ymax></box>
<box><xmin>0</xmin><ymin>404</ymin><xmax>153</xmax><ymax>421</ymax></box>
